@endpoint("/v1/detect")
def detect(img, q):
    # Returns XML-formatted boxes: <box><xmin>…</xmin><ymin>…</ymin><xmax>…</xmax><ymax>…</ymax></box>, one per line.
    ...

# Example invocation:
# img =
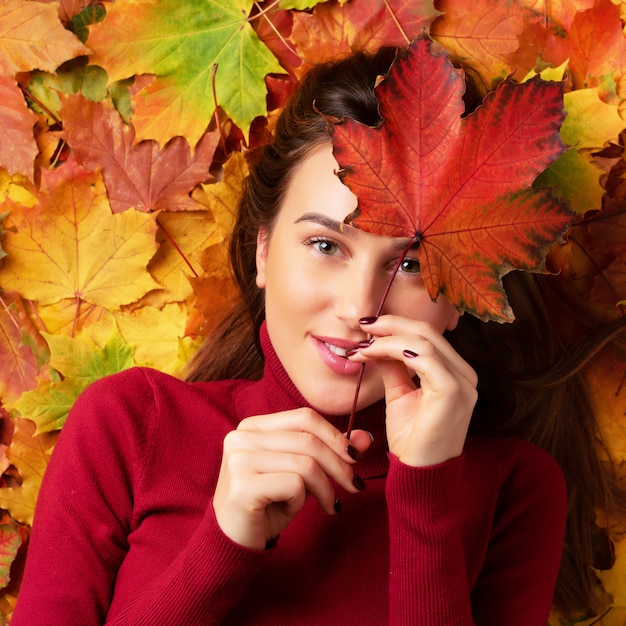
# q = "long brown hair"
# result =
<box><xmin>185</xmin><ymin>47</ymin><xmax>626</xmax><ymax>616</ymax></box>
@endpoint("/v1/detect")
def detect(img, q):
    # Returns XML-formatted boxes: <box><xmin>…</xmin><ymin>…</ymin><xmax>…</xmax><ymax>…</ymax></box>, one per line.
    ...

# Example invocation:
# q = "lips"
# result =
<box><xmin>311</xmin><ymin>335</ymin><xmax>368</xmax><ymax>376</ymax></box>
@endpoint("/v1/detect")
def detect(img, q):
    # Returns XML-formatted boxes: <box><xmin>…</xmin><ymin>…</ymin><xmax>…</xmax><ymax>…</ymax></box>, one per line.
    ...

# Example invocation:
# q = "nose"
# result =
<box><xmin>334</xmin><ymin>263</ymin><xmax>382</xmax><ymax>330</ymax></box>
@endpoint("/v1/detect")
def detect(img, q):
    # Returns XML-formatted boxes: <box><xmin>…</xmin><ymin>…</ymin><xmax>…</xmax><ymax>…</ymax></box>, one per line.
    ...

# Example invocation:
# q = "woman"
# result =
<box><xmin>12</xmin><ymin>47</ymin><xmax>619</xmax><ymax>624</ymax></box>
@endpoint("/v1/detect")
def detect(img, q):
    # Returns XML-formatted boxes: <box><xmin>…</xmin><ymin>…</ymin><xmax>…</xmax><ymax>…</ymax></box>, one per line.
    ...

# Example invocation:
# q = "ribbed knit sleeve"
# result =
<box><xmin>386</xmin><ymin>439</ymin><xmax>567</xmax><ymax>626</ymax></box>
<box><xmin>386</xmin><ymin>453</ymin><xmax>473</xmax><ymax>625</ymax></box>
<box><xmin>108</xmin><ymin>505</ymin><xmax>267</xmax><ymax>625</ymax></box>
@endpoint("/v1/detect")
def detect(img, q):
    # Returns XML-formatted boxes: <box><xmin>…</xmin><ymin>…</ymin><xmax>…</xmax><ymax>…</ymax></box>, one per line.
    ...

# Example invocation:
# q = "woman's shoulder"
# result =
<box><xmin>68</xmin><ymin>367</ymin><xmax>252</xmax><ymax>439</ymax></box>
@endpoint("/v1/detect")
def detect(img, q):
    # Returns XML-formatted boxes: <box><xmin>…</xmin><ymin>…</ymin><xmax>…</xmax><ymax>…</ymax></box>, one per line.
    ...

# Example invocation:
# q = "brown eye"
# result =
<box><xmin>400</xmin><ymin>258</ymin><xmax>420</xmax><ymax>274</ymax></box>
<box><xmin>316</xmin><ymin>239</ymin><xmax>338</xmax><ymax>255</ymax></box>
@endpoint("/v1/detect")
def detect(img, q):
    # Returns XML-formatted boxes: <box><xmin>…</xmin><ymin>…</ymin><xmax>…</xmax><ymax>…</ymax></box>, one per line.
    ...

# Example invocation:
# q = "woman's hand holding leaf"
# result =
<box><xmin>212</xmin><ymin>408</ymin><xmax>372</xmax><ymax>550</ymax></box>
<box><xmin>351</xmin><ymin>315</ymin><xmax>478</xmax><ymax>467</ymax></box>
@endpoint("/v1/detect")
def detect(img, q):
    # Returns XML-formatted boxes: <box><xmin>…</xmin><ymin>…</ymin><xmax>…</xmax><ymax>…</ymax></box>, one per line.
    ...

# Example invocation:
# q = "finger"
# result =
<box><xmin>359</xmin><ymin>315</ymin><xmax>478</xmax><ymax>386</ymax></box>
<box><xmin>346</xmin><ymin>429</ymin><xmax>374</xmax><ymax>453</ymax></box>
<box><xmin>238</xmin><ymin>408</ymin><xmax>359</xmax><ymax>465</ymax></box>
<box><xmin>224</xmin><ymin>429</ymin><xmax>361</xmax><ymax>495</ymax></box>
<box><xmin>226</xmin><ymin>449</ymin><xmax>338</xmax><ymax>515</ymax></box>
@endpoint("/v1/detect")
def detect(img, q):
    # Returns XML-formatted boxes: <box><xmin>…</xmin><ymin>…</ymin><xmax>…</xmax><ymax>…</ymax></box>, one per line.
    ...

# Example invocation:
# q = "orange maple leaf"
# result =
<box><xmin>0</xmin><ymin>292</ymin><xmax>47</xmax><ymax>406</ymax></box>
<box><xmin>0</xmin><ymin>0</ymin><xmax>88</xmax><ymax>76</ymax></box>
<box><xmin>287</xmin><ymin>0</ymin><xmax>439</xmax><ymax>76</ymax></box>
<box><xmin>60</xmin><ymin>95</ymin><xmax>220</xmax><ymax>214</ymax></box>
<box><xmin>0</xmin><ymin>77</ymin><xmax>39</xmax><ymax>181</ymax></box>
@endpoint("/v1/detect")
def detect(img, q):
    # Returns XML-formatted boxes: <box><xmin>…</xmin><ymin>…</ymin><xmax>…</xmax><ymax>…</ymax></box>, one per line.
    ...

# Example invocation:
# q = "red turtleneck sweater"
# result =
<box><xmin>12</xmin><ymin>324</ymin><xmax>567</xmax><ymax>625</ymax></box>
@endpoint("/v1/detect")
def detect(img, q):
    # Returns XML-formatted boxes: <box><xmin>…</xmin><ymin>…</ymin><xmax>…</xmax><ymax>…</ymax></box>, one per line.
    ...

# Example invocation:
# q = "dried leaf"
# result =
<box><xmin>86</xmin><ymin>0</ymin><xmax>283</xmax><ymax>145</ymax></box>
<box><xmin>430</xmin><ymin>0</ymin><xmax>536</xmax><ymax>84</ymax></box>
<box><xmin>0</xmin><ymin>292</ymin><xmax>48</xmax><ymax>405</ymax></box>
<box><xmin>0</xmin><ymin>522</ymin><xmax>22</xmax><ymax>588</ymax></box>
<box><xmin>11</xmin><ymin>325</ymin><xmax>134</xmax><ymax>434</ymax></box>
<box><xmin>537</xmin><ymin>88</ymin><xmax>625</xmax><ymax>215</ymax></box>
<box><xmin>0</xmin><ymin>77</ymin><xmax>39</xmax><ymax>181</ymax></box>
<box><xmin>288</xmin><ymin>0</ymin><xmax>438</xmax><ymax>76</ymax></box>
<box><xmin>333</xmin><ymin>36</ymin><xmax>572</xmax><ymax>321</ymax></box>
<box><xmin>0</xmin><ymin>159</ymin><xmax>161</xmax><ymax>309</ymax></box>
<box><xmin>0</xmin><ymin>0</ymin><xmax>88</xmax><ymax>76</ymax></box>
<box><xmin>60</xmin><ymin>95</ymin><xmax>220</xmax><ymax>213</ymax></box>
<box><xmin>0</xmin><ymin>419</ymin><xmax>57</xmax><ymax>525</ymax></box>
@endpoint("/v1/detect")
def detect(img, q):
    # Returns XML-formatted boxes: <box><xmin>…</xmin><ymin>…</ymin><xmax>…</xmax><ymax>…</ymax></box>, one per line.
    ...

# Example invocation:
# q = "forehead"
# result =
<box><xmin>277</xmin><ymin>143</ymin><xmax>358</xmax><ymax>224</ymax></box>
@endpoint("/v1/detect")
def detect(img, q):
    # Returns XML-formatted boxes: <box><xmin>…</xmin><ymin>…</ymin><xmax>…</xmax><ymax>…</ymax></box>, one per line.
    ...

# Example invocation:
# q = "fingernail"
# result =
<box><xmin>359</xmin><ymin>316</ymin><xmax>378</xmax><ymax>325</ymax></box>
<box><xmin>347</xmin><ymin>444</ymin><xmax>363</xmax><ymax>462</ymax></box>
<box><xmin>334</xmin><ymin>497</ymin><xmax>342</xmax><ymax>514</ymax></box>
<box><xmin>403</xmin><ymin>349</ymin><xmax>418</xmax><ymax>358</ymax></box>
<box><xmin>345</xmin><ymin>347</ymin><xmax>359</xmax><ymax>357</ymax></box>
<box><xmin>357</xmin><ymin>338</ymin><xmax>374</xmax><ymax>348</ymax></box>
<box><xmin>265</xmin><ymin>535</ymin><xmax>280</xmax><ymax>550</ymax></box>
<box><xmin>352</xmin><ymin>474</ymin><xmax>366</xmax><ymax>491</ymax></box>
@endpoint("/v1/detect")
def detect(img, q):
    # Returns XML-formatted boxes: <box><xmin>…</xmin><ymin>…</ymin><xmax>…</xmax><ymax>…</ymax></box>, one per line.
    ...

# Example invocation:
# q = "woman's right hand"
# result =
<box><xmin>212</xmin><ymin>408</ymin><xmax>372</xmax><ymax>550</ymax></box>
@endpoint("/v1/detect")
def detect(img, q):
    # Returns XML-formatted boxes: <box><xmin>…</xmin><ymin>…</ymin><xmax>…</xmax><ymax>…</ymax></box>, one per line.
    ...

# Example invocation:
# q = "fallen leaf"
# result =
<box><xmin>0</xmin><ymin>292</ymin><xmax>48</xmax><ymax>405</ymax></box>
<box><xmin>0</xmin><ymin>77</ymin><xmax>39</xmax><ymax>181</ymax></box>
<box><xmin>0</xmin><ymin>0</ymin><xmax>88</xmax><ymax>76</ymax></box>
<box><xmin>567</xmin><ymin>0</ymin><xmax>626</xmax><ymax>101</ymax></box>
<box><xmin>0</xmin><ymin>159</ymin><xmax>161</xmax><ymax>309</ymax></box>
<box><xmin>430</xmin><ymin>0</ymin><xmax>536</xmax><ymax>84</ymax></box>
<box><xmin>60</xmin><ymin>95</ymin><xmax>220</xmax><ymax>213</ymax></box>
<box><xmin>537</xmin><ymin>88</ymin><xmax>625</xmax><ymax>215</ymax></box>
<box><xmin>0</xmin><ymin>523</ymin><xmax>22</xmax><ymax>588</ymax></box>
<box><xmin>86</xmin><ymin>0</ymin><xmax>283</xmax><ymax>145</ymax></box>
<box><xmin>289</xmin><ymin>0</ymin><xmax>438</xmax><ymax>76</ymax></box>
<box><xmin>11</xmin><ymin>324</ymin><xmax>134</xmax><ymax>434</ymax></box>
<box><xmin>0</xmin><ymin>418</ymin><xmax>57</xmax><ymax>525</ymax></box>
<box><xmin>114</xmin><ymin>303</ymin><xmax>194</xmax><ymax>375</ymax></box>
<box><xmin>332</xmin><ymin>36</ymin><xmax>572</xmax><ymax>321</ymax></box>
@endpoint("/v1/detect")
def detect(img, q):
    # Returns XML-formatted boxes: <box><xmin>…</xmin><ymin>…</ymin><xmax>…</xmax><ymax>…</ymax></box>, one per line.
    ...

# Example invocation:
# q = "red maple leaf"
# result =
<box><xmin>331</xmin><ymin>35</ymin><xmax>574</xmax><ymax>322</ymax></box>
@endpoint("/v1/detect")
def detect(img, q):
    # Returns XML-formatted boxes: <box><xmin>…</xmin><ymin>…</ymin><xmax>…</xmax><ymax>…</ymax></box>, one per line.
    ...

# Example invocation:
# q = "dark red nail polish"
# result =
<box><xmin>347</xmin><ymin>444</ymin><xmax>363</xmax><ymax>462</ymax></box>
<box><xmin>403</xmin><ymin>349</ymin><xmax>418</xmax><ymax>358</ymax></box>
<box><xmin>359</xmin><ymin>316</ymin><xmax>378</xmax><ymax>325</ymax></box>
<box><xmin>353</xmin><ymin>474</ymin><xmax>366</xmax><ymax>491</ymax></box>
<box><xmin>334</xmin><ymin>497</ymin><xmax>342</xmax><ymax>514</ymax></box>
<box><xmin>357</xmin><ymin>339</ymin><xmax>374</xmax><ymax>348</ymax></box>
<box><xmin>345</xmin><ymin>347</ymin><xmax>359</xmax><ymax>357</ymax></box>
<box><xmin>265</xmin><ymin>535</ymin><xmax>280</xmax><ymax>550</ymax></box>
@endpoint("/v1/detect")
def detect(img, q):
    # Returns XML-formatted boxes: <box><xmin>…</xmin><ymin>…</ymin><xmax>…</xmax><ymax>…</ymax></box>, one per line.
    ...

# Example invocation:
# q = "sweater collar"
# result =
<box><xmin>235</xmin><ymin>322</ymin><xmax>390</xmax><ymax>479</ymax></box>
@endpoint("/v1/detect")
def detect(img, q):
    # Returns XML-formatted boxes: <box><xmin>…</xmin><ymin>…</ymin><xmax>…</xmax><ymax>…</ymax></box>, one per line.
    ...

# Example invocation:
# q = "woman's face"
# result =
<box><xmin>256</xmin><ymin>143</ymin><xmax>460</xmax><ymax>415</ymax></box>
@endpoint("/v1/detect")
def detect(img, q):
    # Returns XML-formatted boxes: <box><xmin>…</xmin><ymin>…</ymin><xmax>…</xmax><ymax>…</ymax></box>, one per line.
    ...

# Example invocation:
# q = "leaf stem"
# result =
<box><xmin>346</xmin><ymin>236</ymin><xmax>417</xmax><ymax>438</ymax></box>
<box><xmin>248</xmin><ymin>0</ymin><xmax>282</xmax><ymax>23</ymax></box>
<box><xmin>252</xmin><ymin>1</ymin><xmax>300</xmax><ymax>60</ymax></box>
<box><xmin>210</xmin><ymin>64</ymin><xmax>228</xmax><ymax>157</ymax></box>
<box><xmin>156</xmin><ymin>217</ymin><xmax>200</xmax><ymax>278</ymax></box>
<box><xmin>382</xmin><ymin>0</ymin><xmax>411</xmax><ymax>46</ymax></box>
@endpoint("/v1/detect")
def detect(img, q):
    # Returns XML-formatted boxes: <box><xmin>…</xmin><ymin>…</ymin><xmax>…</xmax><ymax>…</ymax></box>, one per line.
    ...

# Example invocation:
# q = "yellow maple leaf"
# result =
<box><xmin>0</xmin><ymin>159</ymin><xmax>161</xmax><ymax>309</ymax></box>
<box><xmin>538</xmin><ymin>88</ymin><xmax>626</xmax><ymax>214</ymax></box>
<box><xmin>114</xmin><ymin>303</ymin><xmax>197</xmax><ymax>375</ymax></box>
<box><xmin>0</xmin><ymin>418</ymin><xmax>57</xmax><ymax>526</ymax></box>
<box><xmin>193</xmin><ymin>151</ymin><xmax>246</xmax><ymax>235</ymax></box>
<box><xmin>0</xmin><ymin>0</ymin><xmax>88</xmax><ymax>76</ymax></box>
<box><xmin>143</xmin><ymin>211</ymin><xmax>220</xmax><ymax>308</ymax></box>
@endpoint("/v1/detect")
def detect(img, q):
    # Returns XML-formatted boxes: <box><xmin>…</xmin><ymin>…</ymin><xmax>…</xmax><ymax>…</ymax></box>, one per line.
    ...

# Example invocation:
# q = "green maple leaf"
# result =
<box><xmin>11</xmin><ymin>327</ymin><xmax>134</xmax><ymax>434</ymax></box>
<box><xmin>86</xmin><ymin>0</ymin><xmax>284</xmax><ymax>146</ymax></box>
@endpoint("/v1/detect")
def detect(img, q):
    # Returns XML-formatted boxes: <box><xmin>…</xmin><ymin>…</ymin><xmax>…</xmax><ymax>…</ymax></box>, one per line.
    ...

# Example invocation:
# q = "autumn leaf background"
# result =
<box><xmin>0</xmin><ymin>0</ymin><xmax>624</xmax><ymax>623</ymax></box>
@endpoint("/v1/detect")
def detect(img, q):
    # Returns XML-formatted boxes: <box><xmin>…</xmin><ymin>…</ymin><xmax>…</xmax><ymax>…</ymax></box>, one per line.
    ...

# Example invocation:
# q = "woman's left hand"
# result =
<box><xmin>349</xmin><ymin>315</ymin><xmax>478</xmax><ymax>467</ymax></box>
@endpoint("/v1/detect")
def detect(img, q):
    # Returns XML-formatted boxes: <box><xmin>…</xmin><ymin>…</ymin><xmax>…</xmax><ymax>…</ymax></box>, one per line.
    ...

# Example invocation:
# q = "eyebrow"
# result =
<box><xmin>294</xmin><ymin>212</ymin><xmax>417</xmax><ymax>250</ymax></box>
